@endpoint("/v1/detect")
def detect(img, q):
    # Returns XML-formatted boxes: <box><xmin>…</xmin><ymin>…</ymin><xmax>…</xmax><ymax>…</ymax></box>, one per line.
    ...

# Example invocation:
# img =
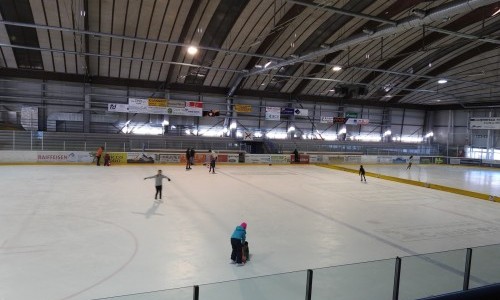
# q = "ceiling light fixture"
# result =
<box><xmin>264</xmin><ymin>61</ymin><xmax>272</xmax><ymax>68</ymax></box>
<box><xmin>437</xmin><ymin>79</ymin><xmax>447</xmax><ymax>84</ymax></box>
<box><xmin>492</xmin><ymin>8</ymin><xmax>500</xmax><ymax>16</ymax></box>
<box><xmin>411</xmin><ymin>9</ymin><xmax>426</xmax><ymax>18</ymax></box>
<box><xmin>362</xmin><ymin>28</ymin><xmax>374</xmax><ymax>35</ymax></box>
<box><xmin>332</xmin><ymin>65</ymin><xmax>342</xmax><ymax>72</ymax></box>
<box><xmin>187</xmin><ymin>46</ymin><xmax>198</xmax><ymax>55</ymax></box>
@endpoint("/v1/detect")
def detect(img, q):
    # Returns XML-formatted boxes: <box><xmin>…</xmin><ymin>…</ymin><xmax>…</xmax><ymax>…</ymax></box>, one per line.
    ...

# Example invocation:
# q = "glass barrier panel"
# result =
<box><xmin>312</xmin><ymin>258</ymin><xmax>394</xmax><ymax>300</ymax></box>
<box><xmin>199</xmin><ymin>270</ymin><xmax>307</xmax><ymax>300</ymax></box>
<box><xmin>469</xmin><ymin>244</ymin><xmax>500</xmax><ymax>288</ymax></box>
<box><xmin>92</xmin><ymin>286</ymin><xmax>192</xmax><ymax>300</ymax></box>
<box><xmin>399</xmin><ymin>249</ymin><xmax>467</xmax><ymax>300</ymax></box>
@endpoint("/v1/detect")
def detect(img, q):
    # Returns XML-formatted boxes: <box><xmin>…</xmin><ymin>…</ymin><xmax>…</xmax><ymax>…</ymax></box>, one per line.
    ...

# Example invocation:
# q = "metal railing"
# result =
<box><xmin>0</xmin><ymin>130</ymin><xmax>453</xmax><ymax>156</ymax></box>
<box><xmin>92</xmin><ymin>243</ymin><xmax>500</xmax><ymax>300</ymax></box>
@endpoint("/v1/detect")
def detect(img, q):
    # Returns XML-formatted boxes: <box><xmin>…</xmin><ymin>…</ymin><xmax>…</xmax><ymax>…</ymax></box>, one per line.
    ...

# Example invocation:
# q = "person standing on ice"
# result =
<box><xmin>230</xmin><ymin>222</ymin><xmax>247</xmax><ymax>266</ymax></box>
<box><xmin>95</xmin><ymin>146</ymin><xmax>104</xmax><ymax>166</ymax></box>
<box><xmin>208</xmin><ymin>150</ymin><xmax>218</xmax><ymax>174</ymax></box>
<box><xmin>185</xmin><ymin>148</ymin><xmax>192</xmax><ymax>170</ymax></box>
<box><xmin>144</xmin><ymin>170</ymin><xmax>171</xmax><ymax>201</ymax></box>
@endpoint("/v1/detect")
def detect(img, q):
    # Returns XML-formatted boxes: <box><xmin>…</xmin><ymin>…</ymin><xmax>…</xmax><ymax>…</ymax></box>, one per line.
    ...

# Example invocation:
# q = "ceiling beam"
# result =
<box><xmin>284</xmin><ymin>0</ymin><xmax>397</xmax><ymax>25</ymax></box>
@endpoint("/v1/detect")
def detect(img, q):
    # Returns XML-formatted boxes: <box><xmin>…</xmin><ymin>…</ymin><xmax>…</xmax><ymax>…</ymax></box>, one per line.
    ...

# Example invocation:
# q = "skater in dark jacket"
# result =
<box><xmin>185</xmin><ymin>148</ymin><xmax>191</xmax><ymax>170</ymax></box>
<box><xmin>230</xmin><ymin>222</ymin><xmax>247</xmax><ymax>265</ymax></box>
<box><xmin>104</xmin><ymin>153</ymin><xmax>111</xmax><ymax>166</ymax></box>
<box><xmin>359</xmin><ymin>165</ymin><xmax>366</xmax><ymax>182</ymax></box>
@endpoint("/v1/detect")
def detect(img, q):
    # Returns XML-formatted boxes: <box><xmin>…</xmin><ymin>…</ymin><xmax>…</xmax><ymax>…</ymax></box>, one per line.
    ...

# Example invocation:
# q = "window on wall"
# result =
<box><xmin>465</xmin><ymin>147</ymin><xmax>500</xmax><ymax>160</ymax></box>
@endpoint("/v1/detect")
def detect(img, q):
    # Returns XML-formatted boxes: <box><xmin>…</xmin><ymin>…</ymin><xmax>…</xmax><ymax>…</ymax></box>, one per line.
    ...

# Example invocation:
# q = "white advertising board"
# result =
<box><xmin>265</xmin><ymin>107</ymin><xmax>280</xmax><ymax>121</ymax></box>
<box><xmin>470</xmin><ymin>118</ymin><xmax>500</xmax><ymax>130</ymax></box>
<box><xmin>245</xmin><ymin>154</ymin><xmax>271</xmax><ymax>163</ymax></box>
<box><xmin>37</xmin><ymin>151</ymin><xmax>93</xmax><ymax>163</ymax></box>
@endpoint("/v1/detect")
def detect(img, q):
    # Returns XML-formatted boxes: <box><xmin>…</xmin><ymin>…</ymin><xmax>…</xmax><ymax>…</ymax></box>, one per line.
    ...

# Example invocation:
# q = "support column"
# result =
<box><xmin>83</xmin><ymin>90</ymin><xmax>91</xmax><ymax>133</ymax></box>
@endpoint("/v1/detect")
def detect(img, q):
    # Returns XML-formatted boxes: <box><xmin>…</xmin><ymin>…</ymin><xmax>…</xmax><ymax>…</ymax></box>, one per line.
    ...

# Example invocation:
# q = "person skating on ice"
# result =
<box><xmin>359</xmin><ymin>165</ymin><xmax>367</xmax><ymax>182</ymax></box>
<box><xmin>185</xmin><ymin>148</ymin><xmax>191</xmax><ymax>170</ymax></box>
<box><xmin>144</xmin><ymin>169</ymin><xmax>171</xmax><ymax>201</ymax></box>
<box><xmin>406</xmin><ymin>155</ymin><xmax>413</xmax><ymax>170</ymax></box>
<box><xmin>230</xmin><ymin>222</ymin><xmax>247</xmax><ymax>266</ymax></box>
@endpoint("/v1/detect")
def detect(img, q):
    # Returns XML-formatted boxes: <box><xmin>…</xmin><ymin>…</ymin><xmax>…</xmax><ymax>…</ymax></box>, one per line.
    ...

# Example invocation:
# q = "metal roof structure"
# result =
<box><xmin>0</xmin><ymin>0</ymin><xmax>500</xmax><ymax>109</ymax></box>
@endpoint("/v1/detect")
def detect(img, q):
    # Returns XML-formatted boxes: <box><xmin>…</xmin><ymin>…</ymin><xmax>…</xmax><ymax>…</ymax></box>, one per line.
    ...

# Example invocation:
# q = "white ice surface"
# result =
<box><xmin>1</xmin><ymin>164</ymin><xmax>500</xmax><ymax>300</ymax></box>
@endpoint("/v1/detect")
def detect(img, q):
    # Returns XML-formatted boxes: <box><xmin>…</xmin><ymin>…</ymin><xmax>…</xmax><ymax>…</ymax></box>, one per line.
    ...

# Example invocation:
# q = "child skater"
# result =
<box><xmin>359</xmin><ymin>165</ymin><xmax>367</xmax><ymax>182</ymax></box>
<box><xmin>104</xmin><ymin>153</ymin><xmax>111</xmax><ymax>166</ymax></box>
<box><xmin>230</xmin><ymin>222</ymin><xmax>247</xmax><ymax>266</ymax></box>
<box><xmin>209</xmin><ymin>150</ymin><xmax>218</xmax><ymax>174</ymax></box>
<box><xmin>144</xmin><ymin>170</ymin><xmax>171</xmax><ymax>201</ymax></box>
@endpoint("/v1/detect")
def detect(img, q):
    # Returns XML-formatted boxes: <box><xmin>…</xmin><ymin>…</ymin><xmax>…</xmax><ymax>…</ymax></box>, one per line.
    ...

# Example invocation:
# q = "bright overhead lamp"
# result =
<box><xmin>187</xmin><ymin>46</ymin><xmax>198</xmax><ymax>55</ymax></box>
<box><xmin>264</xmin><ymin>61</ymin><xmax>272</xmax><ymax>68</ymax></box>
<box><xmin>437</xmin><ymin>79</ymin><xmax>447</xmax><ymax>84</ymax></box>
<box><xmin>332</xmin><ymin>65</ymin><xmax>342</xmax><ymax>72</ymax></box>
<box><xmin>492</xmin><ymin>8</ymin><xmax>500</xmax><ymax>16</ymax></box>
<box><xmin>287</xmin><ymin>126</ymin><xmax>295</xmax><ymax>132</ymax></box>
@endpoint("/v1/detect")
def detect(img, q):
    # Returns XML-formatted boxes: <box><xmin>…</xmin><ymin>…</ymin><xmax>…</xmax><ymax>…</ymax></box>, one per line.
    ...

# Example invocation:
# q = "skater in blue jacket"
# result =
<box><xmin>230</xmin><ymin>222</ymin><xmax>247</xmax><ymax>265</ymax></box>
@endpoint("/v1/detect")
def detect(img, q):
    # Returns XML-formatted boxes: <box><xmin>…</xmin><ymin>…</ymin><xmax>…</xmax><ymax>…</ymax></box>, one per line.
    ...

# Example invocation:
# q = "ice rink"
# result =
<box><xmin>1</xmin><ymin>164</ymin><xmax>500</xmax><ymax>300</ymax></box>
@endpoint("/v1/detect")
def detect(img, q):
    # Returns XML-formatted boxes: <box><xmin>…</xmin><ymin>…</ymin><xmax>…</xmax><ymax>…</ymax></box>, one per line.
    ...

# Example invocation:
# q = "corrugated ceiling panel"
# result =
<box><xmin>87</xmin><ymin>0</ymin><xmax>100</xmax><ymax>77</ymax></box>
<box><xmin>143</xmin><ymin>1</ymin><xmax>169</xmax><ymax>81</ymax></box>
<box><xmin>0</xmin><ymin>16</ymin><xmax>17</xmax><ymax>68</ymax></box>
<box><xmin>120</xmin><ymin>0</ymin><xmax>141</xmax><ymax>79</ymax></box>
<box><xmin>58</xmin><ymin>0</ymin><xmax>77</xmax><ymax>74</ymax></box>
<box><xmin>175</xmin><ymin>0</ymin><xmax>218</xmax><ymax>84</ymax></box>
<box><xmin>135</xmin><ymin>0</ymin><xmax>155</xmax><ymax>81</ymax></box>
<box><xmin>158</xmin><ymin>1</ymin><xmax>186</xmax><ymax>81</ymax></box>
<box><xmin>98</xmin><ymin>0</ymin><xmax>113</xmax><ymax>77</ymax></box>
<box><xmin>29</xmin><ymin>0</ymin><xmax>53</xmax><ymax>72</ymax></box>
<box><xmin>109</xmin><ymin>0</ymin><xmax>127</xmax><ymax>78</ymax></box>
<box><xmin>206</xmin><ymin>0</ymin><xmax>271</xmax><ymax>87</ymax></box>
<box><xmin>44</xmin><ymin>1</ymin><xmax>65</xmax><ymax>73</ymax></box>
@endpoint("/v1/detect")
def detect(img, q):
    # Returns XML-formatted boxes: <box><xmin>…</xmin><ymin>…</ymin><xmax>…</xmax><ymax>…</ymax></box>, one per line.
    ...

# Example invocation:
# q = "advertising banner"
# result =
<box><xmin>290</xmin><ymin>154</ymin><xmax>309</xmax><ymax>164</ymax></box>
<box><xmin>333</xmin><ymin>117</ymin><xmax>347</xmax><ymax>124</ymax></box>
<box><xmin>127</xmin><ymin>152</ymin><xmax>155</xmax><ymax>163</ymax></box>
<box><xmin>108</xmin><ymin>152</ymin><xmax>127</xmax><ymax>164</ymax></box>
<box><xmin>345</xmin><ymin>118</ymin><xmax>369</xmax><ymax>125</ymax></box>
<box><xmin>321</xmin><ymin>116</ymin><xmax>334</xmax><ymax>124</ymax></box>
<box><xmin>245</xmin><ymin>154</ymin><xmax>272</xmax><ymax>163</ymax></box>
<box><xmin>166</xmin><ymin>107</ymin><xmax>202</xmax><ymax>117</ymax></box>
<box><xmin>271</xmin><ymin>155</ymin><xmax>290</xmax><ymax>164</ymax></box>
<box><xmin>108</xmin><ymin>103</ymin><xmax>129</xmax><ymax>113</ymax></box>
<box><xmin>234</xmin><ymin>104</ymin><xmax>252</xmax><ymax>113</ymax></box>
<box><xmin>128</xmin><ymin>98</ymin><xmax>148</xmax><ymax>108</ymax></box>
<box><xmin>37</xmin><ymin>151</ymin><xmax>93</xmax><ymax>163</ymax></box>
<box><xmin>148</xmin><ymin>98</ymin><xmax>167</xmax><ymax>107</ymax></box>
<box><xmin>266</xmin><ymin>107</ymin><xmax>280</xmax><ymax>121</ymax></box>
<box><xmin>186</xmin><ymin>101</ymin><xmax>203</xmax><ymax>109</ymax></box>
<box><xmin>157</xmin><ymin>154</ymin><xmax>181</xmax><ymax>163</ymax></box>
<box><xmin>470</xmin><ymin>117</ymin><xmax>500</xmax><ymax>130</ymax></box>
<box><xmin>227</xmin><ymin>154</ymin><xmax>239</xmax><ymax>163</ymax></box>
<box><xmin>281</xmin><ymin>107</ymin><xmax>294</xmax><ymax>115</ymax></box>
<box><xmin>294</xmin><ymin>108</ymin><xmax>308</xmax><ymax>117</ymax></box>
<box><xmin>243</xmin><ymin>132</ymin><xmax>254</xmax><ymax>141</ymax></box>
<box><xmin>168</xmin><ymin>100</ymin><xmax>186</xmax><ymax>108</ymax></box>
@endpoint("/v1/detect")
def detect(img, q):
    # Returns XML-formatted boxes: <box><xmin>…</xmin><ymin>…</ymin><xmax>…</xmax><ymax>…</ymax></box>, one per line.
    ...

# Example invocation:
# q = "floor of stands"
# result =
<box><xmin>1</xmin><ymin>164</ymin><xmax>499</xmax><ymax>300</ymax></box>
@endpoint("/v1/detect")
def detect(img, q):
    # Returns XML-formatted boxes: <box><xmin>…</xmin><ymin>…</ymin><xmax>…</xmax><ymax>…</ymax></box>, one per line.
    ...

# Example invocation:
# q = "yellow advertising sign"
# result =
<box><xmin>234</xmin><ymin>104</ymin><xmax>252</xmax><ymax>113</ymax></box>
<box><xmin>109</xmin><ymin>152</ymin><xmax>128</xmax><ymax>164</ymax></box>
<box><xmin>148</xmin><ymin>98</ymin><xmax>168</xmax><ymax>107</ymax></box>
